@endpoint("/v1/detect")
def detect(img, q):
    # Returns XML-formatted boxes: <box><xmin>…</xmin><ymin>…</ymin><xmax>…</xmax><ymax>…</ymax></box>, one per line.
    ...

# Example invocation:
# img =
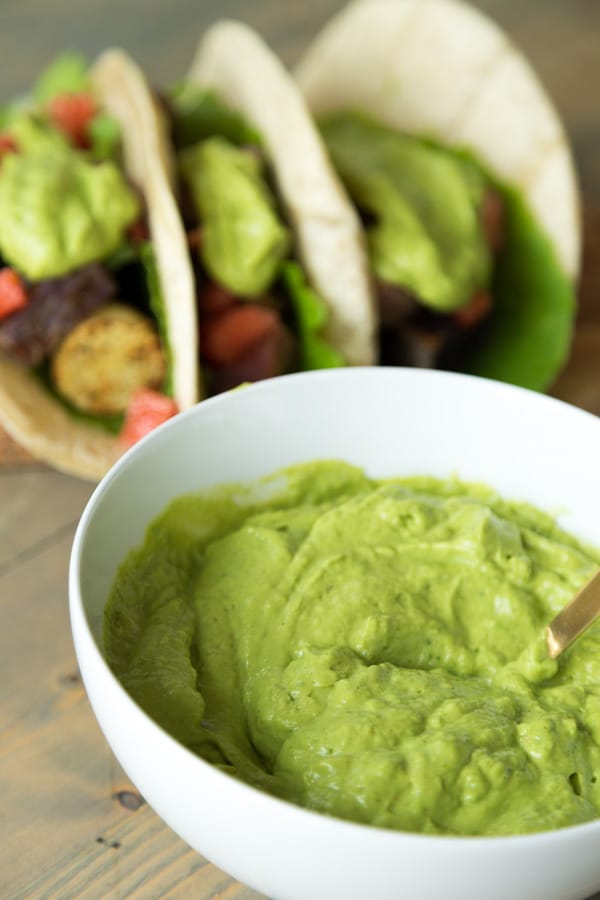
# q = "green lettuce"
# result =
<box><xmin>138</xmin><ymin>242</ymin><xmax>174</xmax><ymax>397</ymax></box>
<box><xmin>461</xmin><ymin>182</ymin><xmax>575</xmax><ymax>391</ymax></box>
<box><xmin>281</xmin><ymin>261</ymin><xmax>344</xmax><ymax>370</ymax></box>
<box><xmin>33</xmin><ymin>51</ymin><xmax>90</xmax><ymax>103</ymax></box>
<box><xmin>169</xmin><ymin>83</ymin><xmax>260</xmax><ymax>149</ymax></box>
<box><xmin>87</xmin><ymin>113</ymin><xmax>121</xmax><ymax>161</ymax></box>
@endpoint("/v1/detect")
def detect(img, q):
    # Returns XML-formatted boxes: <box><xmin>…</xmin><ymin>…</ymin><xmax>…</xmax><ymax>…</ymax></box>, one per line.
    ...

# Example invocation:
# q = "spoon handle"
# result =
<box><xmin>546</xmin><ymin>568</ymin><xmax>600</xmax><ymax>659</ymax></box>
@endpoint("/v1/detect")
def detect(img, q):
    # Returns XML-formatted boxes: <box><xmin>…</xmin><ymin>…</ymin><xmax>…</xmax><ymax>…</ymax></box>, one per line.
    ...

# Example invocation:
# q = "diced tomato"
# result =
<box><xmin>47</xmin><ymin>92</ymin><xmax>97</xmax><ymax>148</ymax></box>
<box><xmin>199</xmin><ymin>281</ymin><xmax>237</xmax><ymax>317</ymax></box>
<box><xmin>210</xmin><ymin>322</ymin><xmax>295</xmax><ymax>394</ymax></box>
<box><xmin>0</xmin><ymin>268</ymin><xmax>28</xmax><ymax>319</ymax></box>
<box><xmin>0</xmin><ymin>133</ymin><xmax>18</xmax><ymax>161</ymax></box>
<box><xmin>119</xmin><ymin>389</ymin><xmax>178</xmax><ymax>448</ymax></box>
<box><xmin>201</xmin><ymin>304</ymin><xmax>279</xmax><ymax>366</ymax></box>
<box><xmin>453</xmin><ymin>292</ymin><xmax>492</xmax><ymax>328</ymax></box>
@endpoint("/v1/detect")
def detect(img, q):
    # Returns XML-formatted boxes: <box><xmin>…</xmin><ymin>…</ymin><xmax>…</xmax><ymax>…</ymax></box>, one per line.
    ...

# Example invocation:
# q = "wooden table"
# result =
<box><xmin>2</xmin><ymin>2</ymin><xmax>600</xmax><ymax>897</ymax></box>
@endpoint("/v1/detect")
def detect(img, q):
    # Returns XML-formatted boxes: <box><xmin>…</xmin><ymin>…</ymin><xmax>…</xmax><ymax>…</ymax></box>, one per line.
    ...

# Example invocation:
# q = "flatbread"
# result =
<box><xmin>92</xmin><ymin>49</ymin><xmax>200</xmax><ymax>410</ymax></box>
<box><xmin>0</xmin><ymin>50</ymin><xmax>199</xmax><ymax>481</ymax></box>
<box><xmin>295</xmin><ymin>0</ymin><xmax>581</xmax><ymax>281</ymax></box>
<box><xmin>187</xmin><ymin>20</ymin><xmax>377</xmax><ymax>366</ymax></box>
<box><xmin>0</xmin><ymin>355</ymin><xmax>121</xmax><ymax>480</ymax></box>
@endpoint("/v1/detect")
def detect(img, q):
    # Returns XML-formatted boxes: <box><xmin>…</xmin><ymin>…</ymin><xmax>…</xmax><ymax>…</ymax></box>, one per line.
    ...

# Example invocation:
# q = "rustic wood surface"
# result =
<box><xmin>2</xmin><ymin>2</ymin><xmax>600</xmax><ymax>898</ymax></box>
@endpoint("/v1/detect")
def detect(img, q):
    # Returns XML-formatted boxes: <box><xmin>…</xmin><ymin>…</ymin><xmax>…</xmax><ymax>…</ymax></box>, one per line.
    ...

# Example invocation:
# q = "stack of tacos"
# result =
<box><xmin>0</xmin><ymin>51</ymin><xmax>198</xmax><ymax>480</ymax></box>
<box><xmin>295</xmin><ymin>0</ymin><xmax>581</xmax><ymax>391</ymax></box>
<box><xmin>161</xmin><ymin>21</ymin><xmax>375</xmax><ymax>393</ymax></box>
<box><xmin>0</xmin><ymin>27</ymin><xmax>374</xmax><ymax>480</ymax></box>
<box><xmin>0</xmin><ymin>3</ymin><xmax>581</xmax><ymax>480</ymax></box>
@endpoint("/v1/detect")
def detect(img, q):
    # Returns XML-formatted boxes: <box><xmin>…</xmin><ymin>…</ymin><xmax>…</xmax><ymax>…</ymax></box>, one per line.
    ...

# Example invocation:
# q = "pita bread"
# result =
<box><xmin>0</xmin><ymin>50</ymin><xmax>199</xmax><ymax>481</ymax></box>
<box><xmin>187</xmin><ymin>20</ymin><xmax>377</xmax><ymax>366</ymax></box>
<box><xmin>0</xmin><ymin>355</ymin><xmax>121</xmax><ymax>480</ymax></box>
<box><xmin>91</xmin><ymin>49</ymin><xmax>200</xmax><ymax>410</ymax></box>
<box><xmin>295</xmin><ymin>0</ymin><xmax>580</xmax><ymax>282</ymax></box>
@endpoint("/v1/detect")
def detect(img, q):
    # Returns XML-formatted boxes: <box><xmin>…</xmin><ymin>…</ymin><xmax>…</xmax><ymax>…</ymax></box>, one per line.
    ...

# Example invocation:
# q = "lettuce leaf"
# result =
<box><xmin>33</xmin><ymin>51</ymin><xmax>90</xmax><ymax>103</ymax></box>
<box><xmin>87</xmin><ymin>112</ymin><xmax>121</xmax><ymax>161</ymax></box>
<box><xmin>169</xmin><ymin>83</ymin><xmax>260</xmax><ymax>149</ymax></box>
<box><xmin>281</xmin><ymin>261</ymin><xmax>344</xmax><ymax>370</ymax></box>
<box><xmin>138</xmin><ymin>241</ymin><xmax>174</xmax><ymax>397</ymax></box>
<box><xmin>461</xmin><ymin>183</ymin><xmax>575</xmax><ymax>391</ymax></box>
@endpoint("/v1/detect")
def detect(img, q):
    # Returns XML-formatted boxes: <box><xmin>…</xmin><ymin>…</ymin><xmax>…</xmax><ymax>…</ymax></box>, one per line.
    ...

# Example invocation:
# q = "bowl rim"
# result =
<box><xmin>69</xmin><ymin>366</ymin><xmax>600</xmax><ymax>847</ymax></box>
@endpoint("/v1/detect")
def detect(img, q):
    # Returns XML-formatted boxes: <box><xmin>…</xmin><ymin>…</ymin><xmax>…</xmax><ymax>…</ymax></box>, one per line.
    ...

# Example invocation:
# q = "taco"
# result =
<box><xmin>0</xmin><ymin>50</ymin><xmax>198</xmax><ymax>480</ymax></box>
<box><xmin>154</xmin><ymin>20</ymin><xmax>375</xmax><ymax>395</ymax></box>
<box><xmin>295</xmin><ymin>0</ymin><xmax>581</xmax><ymax>390</ymax></box>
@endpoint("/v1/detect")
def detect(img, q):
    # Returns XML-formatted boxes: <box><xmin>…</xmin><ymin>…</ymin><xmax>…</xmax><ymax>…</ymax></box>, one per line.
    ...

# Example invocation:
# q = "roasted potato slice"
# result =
<box><xmin>51</xmin><ymin>303</ymin><xmax>167</xmax><ymax>415</ymax></box>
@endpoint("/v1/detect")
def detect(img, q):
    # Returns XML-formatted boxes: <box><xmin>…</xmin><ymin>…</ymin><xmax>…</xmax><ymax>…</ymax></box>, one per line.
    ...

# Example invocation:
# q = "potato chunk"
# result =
<box><xmin>51</xmin><ymin>303</ymin><xmax>167</xmax><ymax>415</ymax></box>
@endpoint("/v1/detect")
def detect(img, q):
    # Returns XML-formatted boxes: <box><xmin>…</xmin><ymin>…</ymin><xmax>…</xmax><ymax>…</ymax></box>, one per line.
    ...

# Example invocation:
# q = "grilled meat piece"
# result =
<box><xmin>377</xmin><ymin>284</ymin><xmax>493</xmax><ymax>370</ymax></box>
<box><xmin>208</xmin><ymin>319</ymin><xmax>296</xmax><ymax>394</ymax></box>
<box><xmin>0</xmin><ymin>263</ymin><xmax>116</xmax><ymax>365</ymax></box>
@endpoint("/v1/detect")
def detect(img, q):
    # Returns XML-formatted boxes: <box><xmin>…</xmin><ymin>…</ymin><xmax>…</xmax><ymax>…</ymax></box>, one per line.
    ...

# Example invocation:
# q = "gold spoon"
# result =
<box><xmin>546</xmin><ymin>568</ymin><xmax>600</xmax><ymax>659</ymax></box>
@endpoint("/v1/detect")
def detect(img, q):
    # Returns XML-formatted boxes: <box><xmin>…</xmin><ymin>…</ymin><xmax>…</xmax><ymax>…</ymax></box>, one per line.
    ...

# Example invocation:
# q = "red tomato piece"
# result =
<box><xmin>201</xmin><ymin>304</ymin><xmax>279</xmax><ymax>366</ymax></box>
<box><xmin>0</xmin><ymin>133</ymin><xmax>18</xmax><ymax>161</ymax></box>
<box><xmin>119</xmin><ymin>389</ymin><xmax>178</xmax><ymax>448</ymax></box>
<box><xmin>0</xmin><ymin>268</ymin><xmax>28</xmax><ymax>319</ymax></box>
<box><xmin>48</xmin><ymin>92</ymin><xmax>97</xmax><ymax>147</ymax></box>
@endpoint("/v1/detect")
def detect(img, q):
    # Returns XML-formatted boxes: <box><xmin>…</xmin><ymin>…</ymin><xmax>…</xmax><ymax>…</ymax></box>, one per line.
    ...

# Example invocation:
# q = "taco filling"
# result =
<box><xmin>319</xmin><ymin>111</ymin><xmax>575</xmax><ymax>384</ymax></box>
<box><xmin>165</xmin><ymin>84</ymin><xmax>345</xmax><ymax>395</ymax></box>
<box><xmin>294</xmin><ymin>0</ymin><xmax>580</xmax><ymax>393</ymax></box>
<box><xmin>0</xmin><ymin>53</ymin><xmax>177</xmax><ymax>443</ymax></box>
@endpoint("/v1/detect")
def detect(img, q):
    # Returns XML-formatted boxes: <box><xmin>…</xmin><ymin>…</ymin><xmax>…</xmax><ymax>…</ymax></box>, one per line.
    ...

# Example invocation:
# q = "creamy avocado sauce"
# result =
<box><xmin>319</xmin><ymin>111</ymin><xmax>575</xmax><ymax>392</ymax></box>
<box><xmin>320</xmin><ymin>112</ymin><xmax>492</xmax><ymax>313</ymax></box>
<box><xmin>105</xmin><ymin>460</ymin><xmax>600</xmax><ymax>836</ymax></box>
<box><xmin>170</xmin><ymin>90</ymin><xmax>343</xmax><ymax>371</ymax></box>
<box><xmin>179</xmin><ymin>136</ymin><xmax>290</xmax><ymax>297</ymax></box>
<box><xmin>0</xmin><ymin>113</ymin><xmax>139</xmax><ymax>279</ymax></box>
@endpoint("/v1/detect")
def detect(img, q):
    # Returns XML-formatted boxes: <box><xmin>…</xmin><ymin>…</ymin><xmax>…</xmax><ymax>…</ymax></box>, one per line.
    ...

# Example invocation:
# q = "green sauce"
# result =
<box><xmin>319</xmin><ymin>112</ymin><xmax>575</xmax><ymax>392</ymax></box>
<box><xmin>178</xmin><ymin>136</ymin><xmax>290</xmax><ymax>298</ymax></box>
<box><xmin>320</xmin><ymin>112</ymin><xmax>491</xmax><ymax>313</ymax></box>
<box><xmin>104</xmin><ymin>461</ymin><xmax>600</xmax><ymax>835</ymax></box>
<box><xmin>0</xmin><ymin>114</ymin><xmax>139</xmax><ymax>280</ymax></box>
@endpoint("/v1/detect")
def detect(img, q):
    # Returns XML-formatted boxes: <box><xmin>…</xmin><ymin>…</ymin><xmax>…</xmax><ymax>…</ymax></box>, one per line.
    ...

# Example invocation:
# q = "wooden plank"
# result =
<box><xmin>0</xmin><ymin>468</ymin><xmax>93</xmax><ymax>570</ymax></box>
<box><xmin>0</xmin><ymin>525</ymin><xmax>265</xmax><ymax>900</ymax></box>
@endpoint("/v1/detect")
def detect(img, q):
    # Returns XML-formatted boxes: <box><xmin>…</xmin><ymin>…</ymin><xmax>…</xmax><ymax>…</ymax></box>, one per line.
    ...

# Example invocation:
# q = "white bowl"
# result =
<box><xmin>70</xmin><ymin>367</ymin><xmax>600</xmax><ymax>900</ymax></box>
